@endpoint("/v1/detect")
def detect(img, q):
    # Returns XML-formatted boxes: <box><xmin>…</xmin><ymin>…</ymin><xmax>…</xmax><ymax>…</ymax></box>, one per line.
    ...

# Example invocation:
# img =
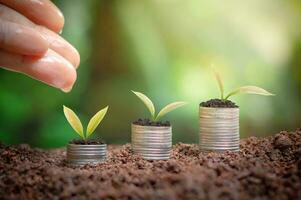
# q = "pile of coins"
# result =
<box><xmin>132</xmin><ymin>124</ymin><xmax>172</xmax><ymax>160</ymax></box>
<box><xmin>199</xmin><ymin>107</ymin><xmax>240</xmax><ymax>152</ymax></box>
<box><xmin>67</xmin><ymin>144</ymin><xmax>107</xmax><ymax>166</ymax></box>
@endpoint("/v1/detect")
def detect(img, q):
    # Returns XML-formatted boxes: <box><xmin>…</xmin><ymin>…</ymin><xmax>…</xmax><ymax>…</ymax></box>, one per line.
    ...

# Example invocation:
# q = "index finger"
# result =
<box><xmin>0</xmin><ymin>0</ymin><xmax>64</xmax><ymax>33</ymax></box>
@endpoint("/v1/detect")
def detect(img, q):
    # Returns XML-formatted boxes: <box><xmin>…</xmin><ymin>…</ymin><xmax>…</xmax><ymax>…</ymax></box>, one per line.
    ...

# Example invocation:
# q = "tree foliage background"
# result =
<box><xmin>0</xmin><ymin>0</ymin><xmax>301</xmax><ymax>148</ymax></box>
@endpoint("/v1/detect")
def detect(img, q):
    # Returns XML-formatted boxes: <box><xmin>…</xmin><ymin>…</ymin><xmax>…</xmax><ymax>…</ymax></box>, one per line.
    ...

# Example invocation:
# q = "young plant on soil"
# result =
<box><xmin>213</xmin><ymin>70</ymin><xmax>274</xmax><ymax>101</ymax></box>
<box><xmin>63</xmin><ymin>105</ymin><xmax>109</xmax><ymax>141</ymax></box>
<box><xmin>132</xmin><ymin>91</ymin><xmax>187</xmax><ymax>122</ymax></box>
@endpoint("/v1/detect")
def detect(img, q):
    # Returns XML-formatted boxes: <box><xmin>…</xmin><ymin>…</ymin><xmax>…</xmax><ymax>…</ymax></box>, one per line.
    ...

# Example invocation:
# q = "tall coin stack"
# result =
<box><xmin>131</xmin><ymin>124</ymin><xmax>172</xmax><ymax>160</ymax></box>
<box><xmin>199</xmin><ymin>107</ymin><xmax>239</xmax><ymax>152</ymax></box>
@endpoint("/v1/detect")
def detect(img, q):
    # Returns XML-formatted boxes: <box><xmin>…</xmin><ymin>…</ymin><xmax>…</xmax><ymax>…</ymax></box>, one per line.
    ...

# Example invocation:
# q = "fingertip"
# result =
<box><xmin>61</xmin><ymin>87</ymin><xmax>71</xmax><ymax>93</ymax></box>
<box><xmin>25</xmin><ymin>49</ymin><xmax>77</xmax><ymax>91</ymax></box>
<box><xmin>61</xmin><ymin>67</ymin><xmax>77</xmax><ymax>93</ymax></box>
<box><xmin>0</xmin><ymin>49</ymin><xmax>77</xmax><ymax>92</ymax></box>
<box><xmin>36</xmin><ymin>26</ymin><xmax>80</xmax><ymax>68</ymax></box>
<box><xmin>49</xmin><ymin>54</ymin><xmax>77</xmax><ymax>92</ymax></box>
<box><xmin>57</xmin><ymin>37</ymin><xmax>80</xmax><ymax>68</ymax></box>
<box><xmin>52</xmin><ymin>9</ymin><xmax>65</xmax><ymax>33</ymax></box>
<box><xmin>73</xmin><ymin>47</ymin><xmax>80</xmax><ymax>68</ymax></box>
<box><xmin>44</xmin><ymin>0</ymin><xmax>65</xmax><ymax>33</ymax></box>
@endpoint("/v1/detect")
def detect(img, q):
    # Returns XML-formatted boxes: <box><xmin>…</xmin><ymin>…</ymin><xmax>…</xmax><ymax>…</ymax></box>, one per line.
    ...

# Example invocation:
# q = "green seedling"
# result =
<box><xmin>213</xmin><ymin>70</ymin><xmax>274</xmax><ymax>100</ymax></box>
<box><xmin>63</xmin><ymin>105</ymin><xmax>109</xmax><ymax>141</ymax></box>
<box><xmin>132</xmin><ymin>90</ymin><xmax>187</xmax><ymax>122</ymax></box>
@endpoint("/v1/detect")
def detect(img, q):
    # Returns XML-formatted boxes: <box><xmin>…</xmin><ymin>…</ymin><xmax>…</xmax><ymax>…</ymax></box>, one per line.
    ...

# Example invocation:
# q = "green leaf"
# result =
<box><xmin>86</xmin><ymin>106</ymin><xmax>109</xmax><ymax>139</ymax></box>
<box><xmin>63</xmin><ymin>105</ymin><xmax>84</xmax><ymax>139</ymax></box>
<box><xmin>225</xmin><ymin>86</ymin><xmax>275</xmax><ymax>100</ymax></box>
<box><xmin>132</xmin><ymin>90</ymin><xmax>155</xmax><ymax>119</ymax></box>
<box><xmin>155</xmin><ymin>102</ymin><xmax>187</xmax><ymax>121</ymax></box>
<box><xmin>214</xmin><ymin>70</ymin><xmax>224</xmax><ymax>99</ymax></box>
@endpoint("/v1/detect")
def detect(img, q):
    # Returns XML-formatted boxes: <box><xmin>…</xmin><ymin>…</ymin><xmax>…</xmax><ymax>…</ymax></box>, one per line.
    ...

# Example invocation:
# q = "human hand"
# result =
<box><xmin>0</xmin><ymin>0</ymin><xmax>80</xmax><ymax>92</ymax></box>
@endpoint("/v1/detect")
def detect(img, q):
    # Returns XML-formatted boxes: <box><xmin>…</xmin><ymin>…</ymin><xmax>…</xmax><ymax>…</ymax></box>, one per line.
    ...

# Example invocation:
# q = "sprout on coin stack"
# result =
<box><xmin>199</xmin><ymin>70</ymin><xmax>274</xmax><ymax>152</ymax></box>
<box><xmin>131</xmin><ymin>91</ymin><xmax>186</xmax><ymax>160</ymax></box>
<box><xmin>63</xmin><ymin>105</ymin><xmax>109</xmax><ymax>166</ymax></box>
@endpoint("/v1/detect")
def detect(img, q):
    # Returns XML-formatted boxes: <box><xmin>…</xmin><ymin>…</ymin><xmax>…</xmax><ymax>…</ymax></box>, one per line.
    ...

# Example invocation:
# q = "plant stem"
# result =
<box><xmin>224</xmin><ymin>93</ymin><xmax>231</xmax><ymax>100</ymax></box>
<box><xmin>153</xmin><ymin>116</ymin><xmax>157</xmax><ymax>122</ymax></box>
<box><xmin>221</xmin><ymin>89</ymin><xmax>224</xmax><ymax>100</ymax></box>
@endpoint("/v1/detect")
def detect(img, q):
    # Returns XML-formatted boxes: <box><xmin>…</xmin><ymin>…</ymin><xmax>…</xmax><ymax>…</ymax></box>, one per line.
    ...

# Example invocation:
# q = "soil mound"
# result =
<box><xmin>1</xmin><ymin>128</ymin><xmax>301</xmax><ymax>199</ymax></box>
<box><xmin>133</xmin><ymin>118</ymin><xmax>170</xmax><ymax>127</ymax></box>
<box><xmin>200</xmin><ymin>98</ymin><xmax>238</xmax><ymax>108</ymax></box>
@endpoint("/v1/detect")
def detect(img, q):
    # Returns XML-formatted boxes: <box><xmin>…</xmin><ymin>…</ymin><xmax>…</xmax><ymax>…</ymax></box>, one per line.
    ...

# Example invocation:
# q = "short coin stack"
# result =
<box><xmin>67</xmin><ymin>144</ymin><xmax>107</xmax><ymax>166</ymax></box>
<box><xmin>131</xmin><ymin>124</ymin><xmax>172</xmax><ymax>160</ymax></box>
<box><xmin>199</xmin><ymin>107</ymin><xmax>239</xmax><ymax>152</ymax></box>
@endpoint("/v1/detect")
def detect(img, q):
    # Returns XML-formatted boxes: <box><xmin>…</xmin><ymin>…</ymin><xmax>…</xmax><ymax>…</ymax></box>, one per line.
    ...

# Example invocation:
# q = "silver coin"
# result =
<box><xmin>200</xmin><ymin>145</ymin><xmax>239</xmax><ymax>149</ymax></box>
<box><xmin>132</xmin><ymin>147</ymin><xmax>171</xmax><ymax>151</ymax></box>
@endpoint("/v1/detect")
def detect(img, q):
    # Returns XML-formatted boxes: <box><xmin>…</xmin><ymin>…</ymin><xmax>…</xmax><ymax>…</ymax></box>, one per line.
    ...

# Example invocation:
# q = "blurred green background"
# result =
<box><xmin>0</xmin><ymin>0</ymin><xmax>301</xmax><ymax>148</ymax></box>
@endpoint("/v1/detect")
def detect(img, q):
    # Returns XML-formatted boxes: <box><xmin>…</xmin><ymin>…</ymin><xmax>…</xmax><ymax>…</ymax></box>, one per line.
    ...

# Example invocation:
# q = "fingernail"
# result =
<box><xmin>59</xmin><ymin>29</ymin><xmax>63</xmax><ymax>34</ymax></box>
<box><xmin>61</xmin><ymin>85</ymin><xmax>73</xmax><ymax>93</ymax></box>
<box><xmin>39</xmin><ymin>50</ymin><xmax>76</xmax><ymax>93</ymax></box>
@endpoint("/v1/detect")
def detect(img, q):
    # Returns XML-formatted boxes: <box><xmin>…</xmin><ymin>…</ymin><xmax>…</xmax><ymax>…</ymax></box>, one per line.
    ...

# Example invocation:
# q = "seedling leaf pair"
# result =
<box><xmin>213</xmin><ymin>71</ymin><xmax>274</xmax><ymax>100</ymax></box>
<box><xmin>132</xmin><ymin>91</ymin><xmax>186</xmax><ymax>121</ymax></box>
<box><xmin>63</xmin><ymin>105</ymin><xmax>108</xmax><ymax>140</ymax></box>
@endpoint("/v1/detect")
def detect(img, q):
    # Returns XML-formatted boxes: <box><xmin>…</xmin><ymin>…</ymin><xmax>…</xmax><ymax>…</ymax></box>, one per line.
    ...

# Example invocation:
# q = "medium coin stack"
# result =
<box><xmin>199</xmin><ymin>107</ymin><xmax>239</xmax><ymax>152</ymax></box>
<box><xmin>131</xmin><ymin>124</ymin><xmax>172</xmax><ymax>160</ymax></box>
<box><xmin>67</xmin><ymin>144</ymin><xmax>107</xmax><ymax>166</ymax></box>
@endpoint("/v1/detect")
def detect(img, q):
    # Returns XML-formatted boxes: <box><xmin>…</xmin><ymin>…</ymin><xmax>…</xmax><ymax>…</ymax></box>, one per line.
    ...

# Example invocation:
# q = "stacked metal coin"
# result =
<box><xmin>199</xmin><ymin>107</ymin><xmax>239</xmax><ymax>152</ymax></box>
<box><xmin>67</xmin><ymin>144</ymin><xmax>107</xmax><ymax>166</ymax></box>
<box><xmin>131</xmin><ymin>124</ymin><xmax>172</xmax><ymax>160</ymax></box>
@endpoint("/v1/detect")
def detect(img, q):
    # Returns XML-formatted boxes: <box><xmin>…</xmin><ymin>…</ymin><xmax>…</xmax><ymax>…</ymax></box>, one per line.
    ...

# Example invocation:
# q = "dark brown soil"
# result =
<box><xmin>133</xmin><ymin>118</ymin><xmax>170</xmax><ymax>126</ymax></box>
<box><xmin>200</xmin><ymin>98</ymin><xmax>238</xmax><ymax>108</ymax></box>
<box><xmin>1</xmin><ymin>128</ymin><xmax>301</xmax><ymax>200</ymax></box>
<box><xmin>69</xmin><ymin>139</ymin><xmax>105</xmax><ymax>145</ymax></box>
